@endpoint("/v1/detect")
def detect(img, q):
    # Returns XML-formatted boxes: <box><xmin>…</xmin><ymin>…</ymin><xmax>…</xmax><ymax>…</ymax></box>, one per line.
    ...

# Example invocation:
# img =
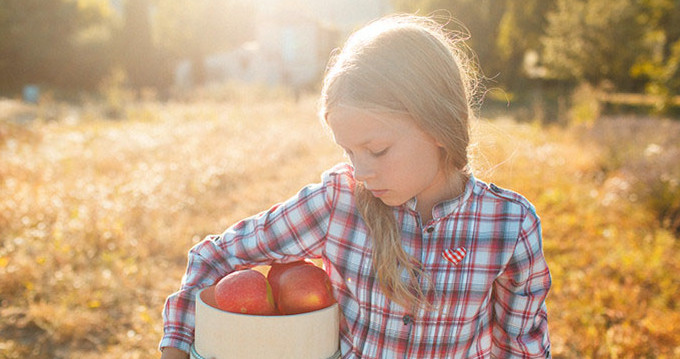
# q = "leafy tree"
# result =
<box><xmin>496</xmin><ymin>0</ymin><xmax>555</xmax><ymax>86</ymax></box>
<box><xmin>393</xmin><ymin>1</ymin><xmax>501</xmax><ymax>72</ymax></box>
<box><xmin>541</xmin><ymin>0</ymin><xmax>646</xmax><ymax>91</ymax></box>
<box><xmin>153</xmin><ymin>0</ymin><xmax>256</xmax><ymax>86</ymax></box>
<box><xmin>119</xmin><ymin>0</ymin><xmax>168</xmax><ymax>89</ymax></box>
<box><xmin>0</xmin><ymin>0</ymin><xmax>112</xmax><ymax>93</ymax></box>
<box><xmin>392</xmin><ymin>0</ymin><xmax>554</xmax><ymax>90</ymax></box>
<box><xmin>631</xmin><ymin>0</ymin><xmax>680</xmax><ymax>104</ymax></box>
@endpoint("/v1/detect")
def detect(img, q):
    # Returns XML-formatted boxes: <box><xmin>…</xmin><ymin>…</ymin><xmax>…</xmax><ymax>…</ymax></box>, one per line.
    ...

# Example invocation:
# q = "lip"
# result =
<box><xmin>369</xmin><ymin>189</ymin><xmax>388</xmax><ymax>197</ymax></box>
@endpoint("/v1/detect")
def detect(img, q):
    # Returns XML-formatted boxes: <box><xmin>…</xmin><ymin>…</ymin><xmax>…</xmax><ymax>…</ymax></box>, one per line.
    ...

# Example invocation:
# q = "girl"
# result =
<box><xmin>160</xmin><ymin>14</ymin><xmax>551</xmax><ymax>359</ymax></box>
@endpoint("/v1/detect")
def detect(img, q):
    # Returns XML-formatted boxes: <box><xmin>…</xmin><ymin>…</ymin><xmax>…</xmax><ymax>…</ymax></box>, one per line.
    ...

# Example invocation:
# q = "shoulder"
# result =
<box><xmin>471</xmin><ymin>179</ymin><xmax>544</xmax><ymax>254</ymax></box>
<box><xmin>472</xmin><ymin>177</ymin><xmax>539</xmax><ymax>220</ymax></box>
<box><xmin>322</xmin><ymin>162</ymin><xmax>354</xmax><ymax>178</ymax></box>
<box><xmin>321</xmin><ymin>162</ymin><xmax>356</xmax><ymax>189</ymax></box>
<box><xmin>317</xmin><ymin>163</ymin><xmax>357</xmax><ymax>203</ymax></box>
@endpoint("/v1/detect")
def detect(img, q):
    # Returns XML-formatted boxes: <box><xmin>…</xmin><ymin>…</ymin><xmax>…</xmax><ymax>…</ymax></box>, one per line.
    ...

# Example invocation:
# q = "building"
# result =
<box><xmin>177</xmin><ymin>0</ymin><xmax>392</xmax><ymax>89</ymax></box>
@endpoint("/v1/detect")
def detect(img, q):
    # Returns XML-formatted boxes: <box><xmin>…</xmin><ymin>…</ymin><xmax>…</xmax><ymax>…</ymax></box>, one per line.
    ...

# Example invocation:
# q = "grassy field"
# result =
<box><xmin>1</xmin><ymin>92</ymin><xmax>679</xmax><ymax>358</ymax></box>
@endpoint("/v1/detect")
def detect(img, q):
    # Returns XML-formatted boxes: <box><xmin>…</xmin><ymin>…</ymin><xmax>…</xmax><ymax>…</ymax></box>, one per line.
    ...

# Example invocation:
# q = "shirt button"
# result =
<box><xmin>403</xmin><ymin>314</ymin><xmax>413</xmax><ymax>325</ymax></box>
<box><xmin>426</xmin><ymin>227</ymin><xmax>434</xmax><ymax>233</ymax></box>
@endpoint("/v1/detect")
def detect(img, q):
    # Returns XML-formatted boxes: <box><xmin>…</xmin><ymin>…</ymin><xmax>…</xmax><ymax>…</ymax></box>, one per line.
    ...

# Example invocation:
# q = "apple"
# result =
<box><xmin>214</xmin><ymin>269</ymin><xmax>276</xmax><ymax>315</ymax></box>
<box><xmin>276</xmin><ymin>264</ymin><xmax>336</xmax><ymax>315</ymax></box>
<box><xmin>267</xmin><ymin>259</ymin><xmax>315</xmax><ymax>302</ymax></box>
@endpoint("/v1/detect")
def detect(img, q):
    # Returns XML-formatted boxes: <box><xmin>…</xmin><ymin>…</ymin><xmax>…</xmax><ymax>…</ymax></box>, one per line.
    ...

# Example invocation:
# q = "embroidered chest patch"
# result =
<box><xmin>442</xmin><ymin>247</ymin><xmax>467</xmax><ymax>266</ymax></box>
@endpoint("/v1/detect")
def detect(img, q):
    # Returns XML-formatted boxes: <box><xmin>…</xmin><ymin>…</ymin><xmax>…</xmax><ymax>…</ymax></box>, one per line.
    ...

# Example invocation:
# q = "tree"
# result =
<box><xmin>119</xmin><ymin>0</ymin><xmax>167</xmax><ymax>89</ymax></box>
<box><xmin>631</xmin><ymin>0</ymin><xmax>680</xmax><ymax>105</ymax></box>
<box><xmin>392</xmin><ymin>0</ymin><xmax>680</xmax><ymax>112</ymax></box>
<box><xmin>541</xmin><ymin>0</ymin><xmax>646</xmax><ymax>91</ymax></box>
<box><xmin>0</xmin><ymin>0</ymin><xmax>78</xmax><ymax>91</ymax></box>
<box><xmin>0</xmin><ymin>0</ymin><xmax>112</xmax><ymax>93</ymax></box>
<box><xmin>153</xmin><ymin>0</ymin><xmax>256</xmax><ymax>87</ymax></box>
<box><xmin>392</xmin><ymin>0</ymin><xmax>555</xmax><ymax>90</ymax></box>
<box><xmin>496</xmin><ymin>0</ymin><xmax>555</xmax><ymax>86</ymax></box>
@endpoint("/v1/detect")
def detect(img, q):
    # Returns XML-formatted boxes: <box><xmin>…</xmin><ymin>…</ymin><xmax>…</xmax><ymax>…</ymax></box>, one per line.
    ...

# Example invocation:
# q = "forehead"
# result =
<box><xmin>326</xmin><ymin>107</ymin><xmax>413</xmax><ymax>147</ymax></box>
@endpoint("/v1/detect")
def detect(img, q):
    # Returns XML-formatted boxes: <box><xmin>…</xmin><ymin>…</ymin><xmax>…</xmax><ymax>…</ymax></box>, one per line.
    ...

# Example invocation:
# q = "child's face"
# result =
<box><xmin>328</xmin><ymin>107</ymin><xmax>452</xmax><ymax>209</ymax></box>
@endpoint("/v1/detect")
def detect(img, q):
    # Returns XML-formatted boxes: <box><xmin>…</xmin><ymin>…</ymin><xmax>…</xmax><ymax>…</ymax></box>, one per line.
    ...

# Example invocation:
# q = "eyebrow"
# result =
<box><xmin>335</xmin><ymin>139</ymin><xmax>373</xmax><ymax>150</ymax></box>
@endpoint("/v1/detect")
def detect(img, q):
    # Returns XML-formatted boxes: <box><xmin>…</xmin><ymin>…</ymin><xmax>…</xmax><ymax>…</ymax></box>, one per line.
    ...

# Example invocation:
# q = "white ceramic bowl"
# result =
<box><xmin>192</xmin><ymin>285</ymin><xmax>340</xmax><ymax>359</ymax></box>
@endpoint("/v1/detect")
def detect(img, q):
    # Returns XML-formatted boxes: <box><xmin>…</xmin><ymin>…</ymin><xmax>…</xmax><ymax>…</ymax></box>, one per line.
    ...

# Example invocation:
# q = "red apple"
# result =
<box><xmin>267</xmin><ymin>259</ymin><xmax>315</xmax><ymax>302</ymax></box>
<box><xmin>214</xmin><ymin>269</ymin><xmax>276</xmax><ymax>315</ymax></box>
<box><xmin>276</xmin><ymin>264</ymin><xmax>336</xmax><ymax>315</ymax></box>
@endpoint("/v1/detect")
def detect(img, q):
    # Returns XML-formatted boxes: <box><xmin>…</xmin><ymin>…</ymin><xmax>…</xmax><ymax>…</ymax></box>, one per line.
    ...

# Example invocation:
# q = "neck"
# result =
<box><xmin>416</xmin><ymin>171</ymin><xmax>466</xmax><ymax>223</ymax></box>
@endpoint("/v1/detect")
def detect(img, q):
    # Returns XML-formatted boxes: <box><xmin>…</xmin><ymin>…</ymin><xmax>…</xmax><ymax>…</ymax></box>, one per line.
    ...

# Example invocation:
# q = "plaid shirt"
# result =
<box><xmin>160</xmin><ymin>163</ymin><xmax>551</xmax><ymax>358</ymax></box>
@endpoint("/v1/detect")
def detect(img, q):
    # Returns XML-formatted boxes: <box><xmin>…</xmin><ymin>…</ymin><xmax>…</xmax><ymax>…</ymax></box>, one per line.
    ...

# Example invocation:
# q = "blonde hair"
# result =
<box><xmin>320</xmin><ymin>14</ymin><xmax>478</xmax><ymax>309</ymax></box>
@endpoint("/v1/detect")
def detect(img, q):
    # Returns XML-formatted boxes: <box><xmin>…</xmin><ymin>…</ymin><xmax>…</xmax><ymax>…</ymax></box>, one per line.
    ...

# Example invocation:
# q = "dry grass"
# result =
<box><xmin>1</xmin><ymin>94</ymin><xmax>679</xmax><ymax>358</ymax></box>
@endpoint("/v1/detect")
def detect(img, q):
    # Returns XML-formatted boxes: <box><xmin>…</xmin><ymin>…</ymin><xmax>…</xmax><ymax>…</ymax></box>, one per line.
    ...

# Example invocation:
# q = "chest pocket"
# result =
<box><xmin>421</xmin><ymin>245</ymin><xmax>500</xmax><ymax>324</ymax></box>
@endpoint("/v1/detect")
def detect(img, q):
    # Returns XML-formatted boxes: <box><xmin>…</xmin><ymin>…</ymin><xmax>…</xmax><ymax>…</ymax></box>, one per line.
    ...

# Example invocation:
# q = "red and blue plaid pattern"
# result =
<box><xmin>160</xmin><ymin>163</ymin><xmax>551</xmax><ymax>358</ymax></box>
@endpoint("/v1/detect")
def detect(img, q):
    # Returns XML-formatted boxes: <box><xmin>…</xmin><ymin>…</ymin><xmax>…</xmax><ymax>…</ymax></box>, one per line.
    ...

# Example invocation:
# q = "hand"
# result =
<box><xmin>160</xmin><ymin>347</ymin><xmax>189</xmax><ymax>359</ymax></box>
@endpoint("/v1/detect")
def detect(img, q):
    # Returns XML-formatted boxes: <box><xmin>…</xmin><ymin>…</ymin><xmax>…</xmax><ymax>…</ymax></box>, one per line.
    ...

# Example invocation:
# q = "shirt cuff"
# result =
<box><xmin>158</xmin><ymin>328</ymin><xmax>193</xmax><ymax>354</ymax></box>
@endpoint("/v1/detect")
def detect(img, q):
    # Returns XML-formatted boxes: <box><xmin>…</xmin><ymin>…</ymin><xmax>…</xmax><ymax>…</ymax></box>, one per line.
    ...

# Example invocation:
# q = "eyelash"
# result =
<box><xmin>370</xmin><ymin>148</ymin><xmax>389</xmax><ymax>157</ymax></box>
<box><xmin>342</xmin><ymin>147</ymin><xmax>389</xmax><ymax>159</ymax></box>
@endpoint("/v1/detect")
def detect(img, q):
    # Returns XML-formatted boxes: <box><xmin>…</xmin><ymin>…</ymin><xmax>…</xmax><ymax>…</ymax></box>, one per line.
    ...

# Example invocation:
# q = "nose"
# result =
<box><xmin>352</xmin><ymin>159</ymin><xmax>375</xmax><ymax>182</ymax></box>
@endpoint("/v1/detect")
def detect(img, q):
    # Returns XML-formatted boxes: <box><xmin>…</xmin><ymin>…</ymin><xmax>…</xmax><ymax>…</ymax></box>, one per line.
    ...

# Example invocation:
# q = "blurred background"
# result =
<box><xmin>1</xmin><ymin>0</ymin><xmax>679</xmax><ymax>113</ymax></box>
<box><xmin>1</xmin><ymin>0</ymin><xmax>679</xmax><ymax>358</ymax></box>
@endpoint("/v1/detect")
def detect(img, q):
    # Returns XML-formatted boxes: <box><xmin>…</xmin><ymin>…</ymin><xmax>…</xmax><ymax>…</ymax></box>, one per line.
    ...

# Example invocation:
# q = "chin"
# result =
<box><xmin>379</xmin><ymin>196</ymin><xmax>405</xmax><ymax>207</ymax></box>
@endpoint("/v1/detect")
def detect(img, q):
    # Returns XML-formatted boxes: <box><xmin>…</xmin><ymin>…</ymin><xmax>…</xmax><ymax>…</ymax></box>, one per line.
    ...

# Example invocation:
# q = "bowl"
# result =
<box><xmin>192</xmin><ymin>285</ymin><xmax>340</xmax><ymax>359</ymax></box>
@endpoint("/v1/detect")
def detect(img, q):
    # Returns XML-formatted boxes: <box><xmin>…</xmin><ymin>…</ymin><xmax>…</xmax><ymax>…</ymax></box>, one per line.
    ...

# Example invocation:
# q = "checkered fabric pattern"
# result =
<box><xmin>160</xmin><ymin>163</ymin><xmax>551</xmax><ymax>358</ymax></box>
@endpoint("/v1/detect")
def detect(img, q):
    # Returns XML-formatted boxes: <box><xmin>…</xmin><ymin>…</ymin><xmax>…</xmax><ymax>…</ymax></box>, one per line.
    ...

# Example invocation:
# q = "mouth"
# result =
<box><xmin>368</xmin><ymin>189</ymin><xmax>388</xmax><ymax>197</ymax></box>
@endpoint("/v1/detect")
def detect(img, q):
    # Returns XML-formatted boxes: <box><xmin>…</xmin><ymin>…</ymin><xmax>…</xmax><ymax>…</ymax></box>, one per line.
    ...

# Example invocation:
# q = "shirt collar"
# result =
<box><xmin>402</xmin><ymin>174</ymin><xmax>477</xmax><ymax>220</ymax></box>
<box><xmin>404</xmin><ymin>197</ymin><xmax>418</xmax><ymax>211</ymax></box>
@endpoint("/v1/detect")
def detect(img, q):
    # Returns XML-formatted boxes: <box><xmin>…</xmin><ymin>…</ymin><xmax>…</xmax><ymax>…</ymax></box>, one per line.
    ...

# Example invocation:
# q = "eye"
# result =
<box><xmin>370</xmin><ymin>147</ymin><xmax>389</xmax><ymax>157</ymax></box>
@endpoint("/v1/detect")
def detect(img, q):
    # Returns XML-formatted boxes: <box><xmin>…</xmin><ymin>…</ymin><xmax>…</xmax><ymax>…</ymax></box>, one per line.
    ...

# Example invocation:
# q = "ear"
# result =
<box><xmin>432</xmin><ymin>136</ymin><xmax>445</xmax><ymax>148</ymax></box>
<box><xmin>424</xmin><ymin>130</ymin><xmax>444</xmax><ymax>148</ymax></box>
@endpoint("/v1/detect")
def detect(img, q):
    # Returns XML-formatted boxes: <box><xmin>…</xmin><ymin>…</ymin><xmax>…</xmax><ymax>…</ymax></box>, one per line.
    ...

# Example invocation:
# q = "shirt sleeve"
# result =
<box><xmin>491</xmin><ymin>206</ymin><xmax>551</xmax><ymax>358</ymax></box>
<box><xmin>159</xmin><ymin>166</ymin><xmax>347</xmax><ymax>352</ymax></box>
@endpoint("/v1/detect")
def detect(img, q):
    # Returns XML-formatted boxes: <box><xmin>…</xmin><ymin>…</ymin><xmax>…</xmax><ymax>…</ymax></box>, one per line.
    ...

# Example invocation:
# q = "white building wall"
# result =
<box><xmin>175</xmin><ymin>0</ymin><xmax>392</xmax><ymax>89</ymax></box>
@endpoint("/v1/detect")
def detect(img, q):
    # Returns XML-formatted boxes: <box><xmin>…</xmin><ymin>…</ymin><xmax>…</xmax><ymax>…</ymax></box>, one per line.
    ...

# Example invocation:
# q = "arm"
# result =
<box><xmin>158</xmin><ymin>166</ymin><xmax>348</xmax><ymax>353</ymax></box>
<box><xmin>160</xmin><ymin>347</ymin><xmax>189</xmax><ymax>359</ymax></box>
<box><xmin>491</xmin><ymin>209</ymin><xmax>551</xmax><ymax>358</ymax></box>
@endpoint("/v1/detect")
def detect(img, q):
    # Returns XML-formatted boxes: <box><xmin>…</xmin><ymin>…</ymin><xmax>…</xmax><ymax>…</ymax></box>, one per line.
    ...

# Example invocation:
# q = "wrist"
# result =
<box><xmin>160</xmin><ymin>346</ymin><xmax>189</xmax><ymax>359</ymax></box>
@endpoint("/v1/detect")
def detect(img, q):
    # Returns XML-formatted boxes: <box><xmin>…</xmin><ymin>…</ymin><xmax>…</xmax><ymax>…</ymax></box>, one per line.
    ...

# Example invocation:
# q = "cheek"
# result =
<box><xmin>409</xmin><ymin>149</ymin><xmax>443</xmax><ymax>184</ymax></box>
<box><xmin>406</xmin><ymin>143</ymin><xmax>441</xmax><ymax>169</ymax></box>
<box><xmin>385</xmin><ymin>150</ymin><xmax>433</xmax><ymax>184</ymax></box>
